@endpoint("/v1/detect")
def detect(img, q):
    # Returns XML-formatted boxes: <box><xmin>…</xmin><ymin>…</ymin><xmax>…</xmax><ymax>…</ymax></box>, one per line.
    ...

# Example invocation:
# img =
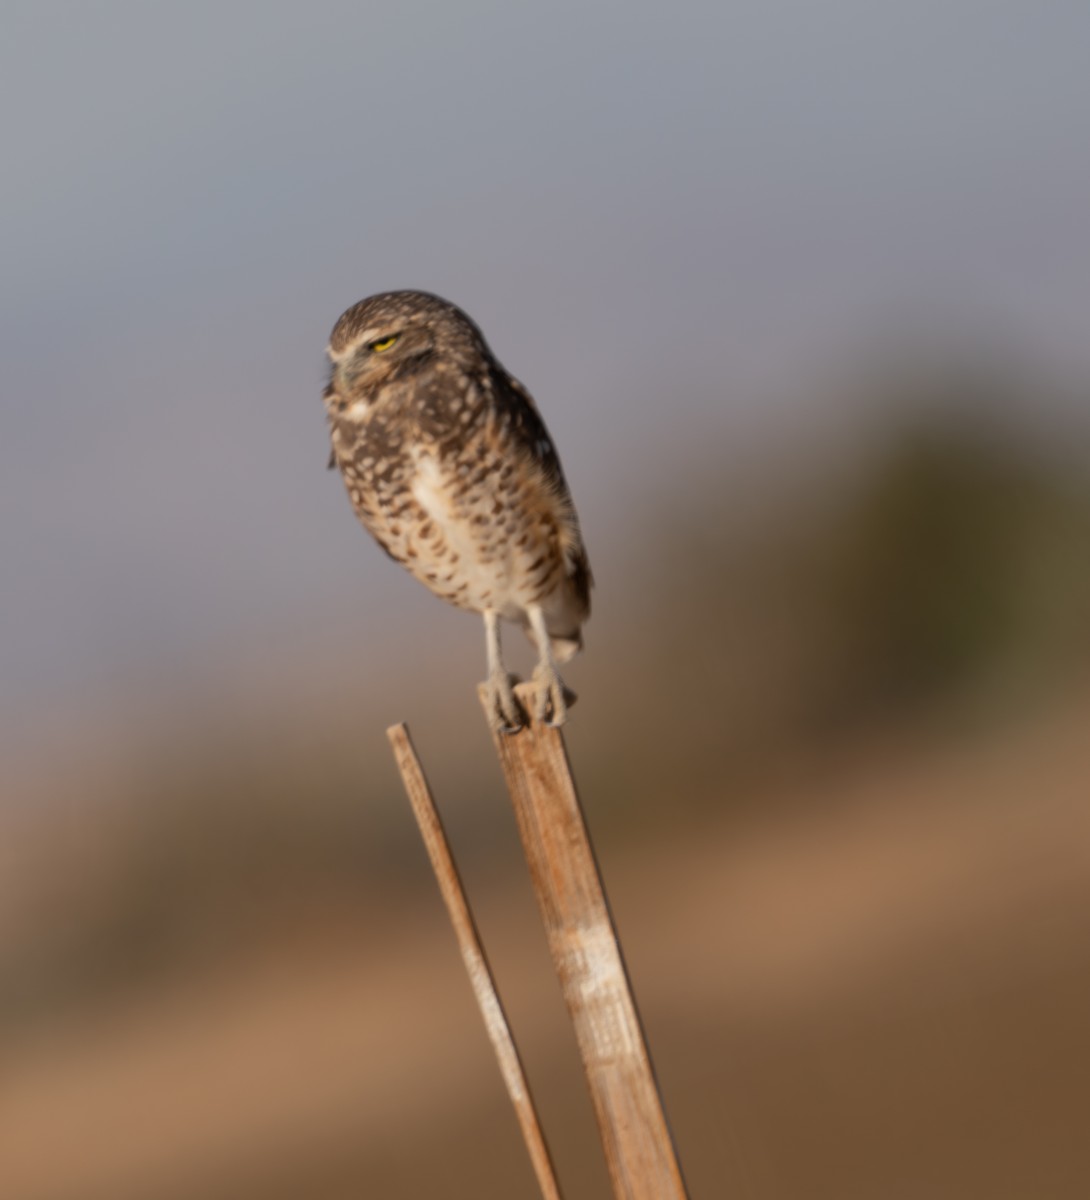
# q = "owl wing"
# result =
<box><xmin>495</xmin><ymin>371</ymin><xmax>593</xmax><ymax>612</ymax></box>
<box><xmin>496</xmin><ymin>372</ymin><xmax>567</xmax><ymax>491</ymax></box>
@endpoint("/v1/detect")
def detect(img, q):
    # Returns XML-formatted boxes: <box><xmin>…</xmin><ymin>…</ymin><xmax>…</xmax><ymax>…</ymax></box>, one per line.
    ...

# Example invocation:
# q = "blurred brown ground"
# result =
<box><xmin>4</xmin><ymin>371</ymin><xmax>1090</xmax><ymax>1198</ymax></box>
<box><xmin>4</xmin><ymin>690</ymin><xmax>1090</xmax><ymax>1199</ymax></box>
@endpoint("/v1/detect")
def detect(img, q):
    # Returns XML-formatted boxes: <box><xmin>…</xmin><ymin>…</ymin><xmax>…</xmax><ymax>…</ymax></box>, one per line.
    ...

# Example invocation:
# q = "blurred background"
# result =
<box><xmin>3</xmin><ymin>3</ymin><xmax>1090</xmax><ymax>1197</ymax></box>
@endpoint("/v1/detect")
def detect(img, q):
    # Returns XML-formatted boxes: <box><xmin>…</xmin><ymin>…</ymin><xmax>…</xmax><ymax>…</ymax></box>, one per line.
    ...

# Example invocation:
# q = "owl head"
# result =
<box><xmin>324</xmin><ymin>290</ymin><xmax>491</xmax><ymax>411</ymax></box>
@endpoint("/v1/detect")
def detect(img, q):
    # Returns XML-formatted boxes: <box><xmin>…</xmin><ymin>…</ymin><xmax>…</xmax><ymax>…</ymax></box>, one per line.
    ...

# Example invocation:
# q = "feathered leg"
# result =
<box><xmin>527</xmin><ymin>603</ymin><xmax>569</xmax><ymax>728</ymax></box>
<box><xmin>484</xmin><ymin>608</ymin><xmax>522</xmax><ymax>733</ymax></box>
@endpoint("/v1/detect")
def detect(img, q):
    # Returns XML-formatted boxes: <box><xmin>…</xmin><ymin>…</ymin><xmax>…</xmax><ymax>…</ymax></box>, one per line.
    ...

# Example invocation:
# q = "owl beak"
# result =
<box><xmin>333</xmin><ymin>361</ymin><xmax>363</xmax><ymax>398</ymax></box>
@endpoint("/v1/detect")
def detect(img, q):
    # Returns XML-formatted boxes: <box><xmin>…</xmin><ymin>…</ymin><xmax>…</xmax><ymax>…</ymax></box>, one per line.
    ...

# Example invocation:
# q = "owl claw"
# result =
<box><xmin>486</xmin><ymin>671</ymin><xmax>524</xmax><ymax>734</ymax></box>
<box><xmin>533</xmin><ymin>663</ymin><xmax>570</xmax><ymax>729</ymax></box>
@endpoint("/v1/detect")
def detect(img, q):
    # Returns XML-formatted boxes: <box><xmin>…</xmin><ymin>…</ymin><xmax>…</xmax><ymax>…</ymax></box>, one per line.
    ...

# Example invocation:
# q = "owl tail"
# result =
<box><xmin>536</xmin><ymin>562</ymin><xmax>590</xmax><ymax>664</ymax></box>
<box><xmin>550</xmin><ymin>630</ymin><xmax>583</xmax><ymax>664</ymax></box>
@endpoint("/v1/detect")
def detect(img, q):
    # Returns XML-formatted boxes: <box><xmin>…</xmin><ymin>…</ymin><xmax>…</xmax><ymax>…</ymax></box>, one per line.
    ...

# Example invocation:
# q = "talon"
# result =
<box><xmin>532</xmin><ymin>663</ymin><xmax>568</xmax><ymax>728</ymax></box>
<box><xmin>486</xmin><ymin>671</ymin><xmax>524</xmax><ymax>734</ymax></box>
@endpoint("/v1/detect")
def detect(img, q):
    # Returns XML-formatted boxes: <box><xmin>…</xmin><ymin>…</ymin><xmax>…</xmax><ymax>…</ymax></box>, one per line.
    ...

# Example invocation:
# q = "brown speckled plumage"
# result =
<box><xmin>323</xmin><ymin>290</ymin><xmax>591</xmax><ymax>729</ymax></box>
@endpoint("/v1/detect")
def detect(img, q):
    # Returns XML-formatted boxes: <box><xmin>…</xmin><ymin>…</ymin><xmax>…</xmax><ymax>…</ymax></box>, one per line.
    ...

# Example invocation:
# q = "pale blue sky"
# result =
<box><xmin>2</xmin><ymin>1</ymin><xmax>1089</xmax><ymax>734</ymax></box>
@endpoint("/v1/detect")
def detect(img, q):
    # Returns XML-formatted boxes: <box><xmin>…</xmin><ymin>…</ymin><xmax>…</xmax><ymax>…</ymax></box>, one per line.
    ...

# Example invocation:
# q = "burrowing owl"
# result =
<box><xmin>323</xmin><ymin>290</ymin><xmax>592</xmax><ymax>731</ymax></box>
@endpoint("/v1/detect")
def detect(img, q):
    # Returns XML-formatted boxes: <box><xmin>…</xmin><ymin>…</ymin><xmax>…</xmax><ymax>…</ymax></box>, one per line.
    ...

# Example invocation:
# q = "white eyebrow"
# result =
<box><xmin>327</xmin><ymin>327</ymin><xmax>389</xmax><ymax>363</ymax></box>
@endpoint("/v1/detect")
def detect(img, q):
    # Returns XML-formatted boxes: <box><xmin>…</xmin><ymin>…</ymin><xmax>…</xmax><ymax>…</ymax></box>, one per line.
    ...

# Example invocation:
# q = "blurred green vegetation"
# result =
<box><xmin>628</xmin><ymin>367</ymin><xmax>1090</xmax><ymax>802</ymax></box>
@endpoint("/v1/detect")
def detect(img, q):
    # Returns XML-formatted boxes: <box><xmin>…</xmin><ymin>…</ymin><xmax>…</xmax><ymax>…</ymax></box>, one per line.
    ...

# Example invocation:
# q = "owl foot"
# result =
<box><xmin>486</xmin><ymin>670</ymin><xmax>524</xmax><ymax>734</ymax></box>
<box><xmin>532</xmin><ymin>662</ymin><xmax>572</xmax><ymax>728</ymax></box>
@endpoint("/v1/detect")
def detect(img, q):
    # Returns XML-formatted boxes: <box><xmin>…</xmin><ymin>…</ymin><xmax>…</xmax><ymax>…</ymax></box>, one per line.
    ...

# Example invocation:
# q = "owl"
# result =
<box><xmin>323</xmin><ymin>290</ymin><xmax>592</xmax><ymax>731</ymax></box>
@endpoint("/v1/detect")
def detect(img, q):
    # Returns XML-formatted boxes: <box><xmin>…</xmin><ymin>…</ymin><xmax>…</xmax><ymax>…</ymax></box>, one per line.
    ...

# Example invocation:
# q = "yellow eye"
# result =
<box><xmin>369</xmin><ymin>334</ymin><xmax>398</xmax><ymax>353</ymax></box>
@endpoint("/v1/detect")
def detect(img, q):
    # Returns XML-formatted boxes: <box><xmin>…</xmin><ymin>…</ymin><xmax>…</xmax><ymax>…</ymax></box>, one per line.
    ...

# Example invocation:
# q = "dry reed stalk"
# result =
<box><xmin>479</xmin><ymin>682</ymin><xmax>689</xmax><ymax>1200</ymax></box>
<box><xmin>387</xmin><ymin>722</ymin><xmax>564</xmax><ymax>1200</ymax></box>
